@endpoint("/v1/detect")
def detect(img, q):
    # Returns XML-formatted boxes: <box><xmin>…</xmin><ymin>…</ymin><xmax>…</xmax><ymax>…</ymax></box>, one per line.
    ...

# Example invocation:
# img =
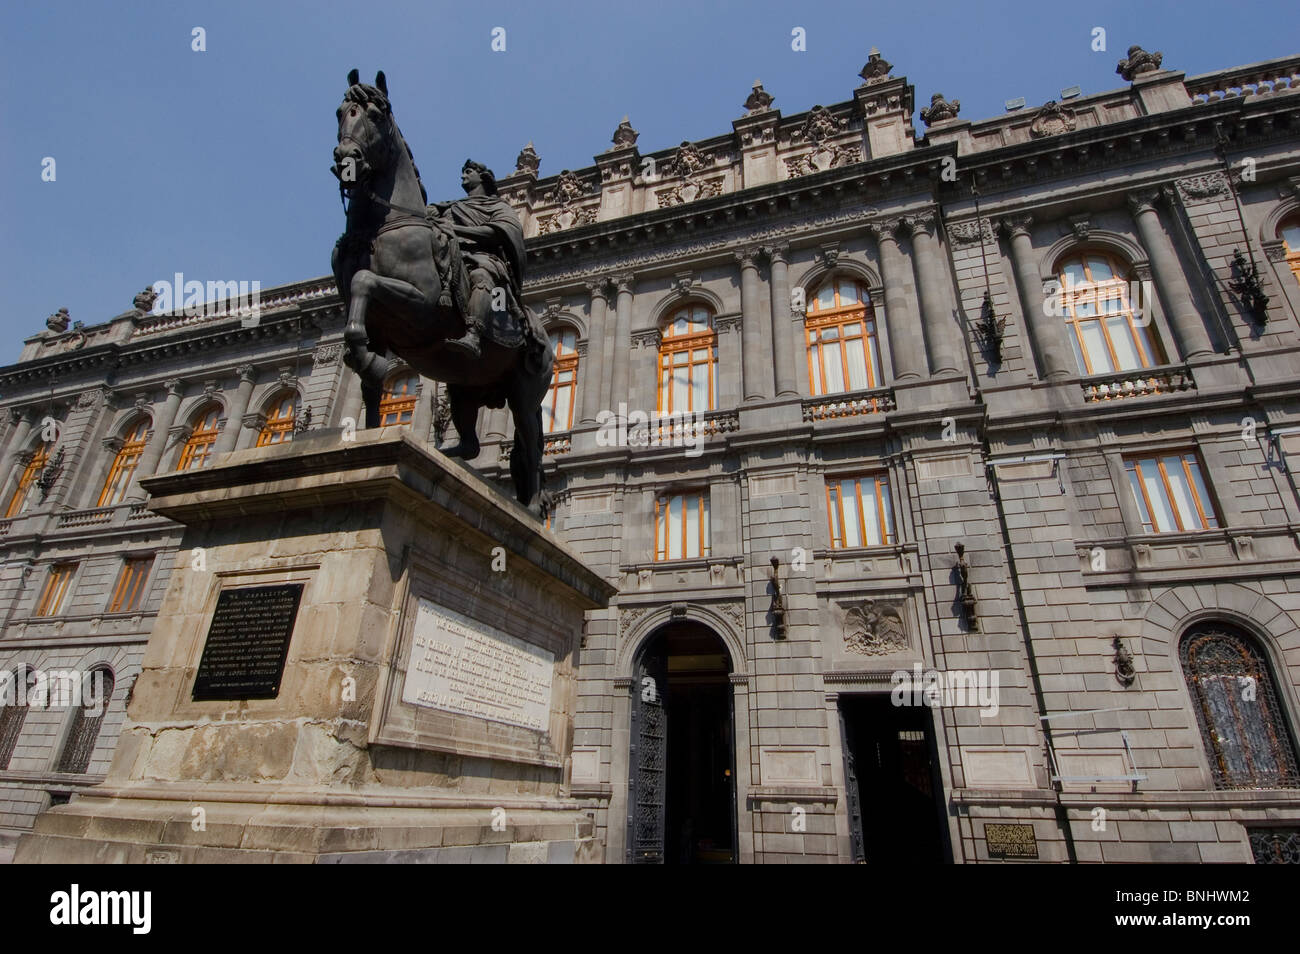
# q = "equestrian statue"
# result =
<box><xmin>330</xmin><ymin>69</ymin><xmax>553</xmax><ymax>516</ymax></box>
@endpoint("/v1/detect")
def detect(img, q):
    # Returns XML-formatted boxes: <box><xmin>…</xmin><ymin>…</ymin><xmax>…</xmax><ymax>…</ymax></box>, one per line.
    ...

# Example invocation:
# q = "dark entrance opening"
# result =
<box><xmin>628</xmin><ymin>622</ymin><xmax>735</xmax><ymax>864</ymax></box>
<box><xmin>839</xmin><ymin>694</ymin><xmax>950</xmax><ymax>863</ymax></box>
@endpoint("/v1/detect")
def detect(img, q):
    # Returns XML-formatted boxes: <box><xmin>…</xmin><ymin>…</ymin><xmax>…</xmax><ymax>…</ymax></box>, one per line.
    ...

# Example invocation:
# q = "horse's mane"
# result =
<box><xmin>342</xmin><ymin>84</ymin><xmax>428</xmax><ymax>205</ymax></box>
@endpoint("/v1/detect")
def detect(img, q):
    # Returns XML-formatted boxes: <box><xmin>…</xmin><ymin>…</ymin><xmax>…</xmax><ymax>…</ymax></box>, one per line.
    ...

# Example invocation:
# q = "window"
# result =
<box><xmin>379</xmin><ymin>371</ymin><xmax>419</xmax><ymax>426</ymax></box>
<box><xmin>1282</xmin><ymin>221</ymin><xmax>1300</xmax><ymax>284</ymax></box>
<box><xmin>258</xmin><ymin>392</ymin><xmax>299</xmax><ymax>446</ymax></box>
<box><xmin>35</xmin><ymin>563</ymin><xmax>77</xmax><ymax>617</ymax></box>
<box><xmin>0</xmin><ymin>668</ymin><xmax>37</xmax><ymax>769</ymax></box>
<box><xmin>655</xmin><ymin>491</ymin><xmax>710</xmax><ymax>560</ymax></box>
<box><xmin>4</xmin><ymin>443</ymin><xmax>49</xmax><ymax>518</ymax></box>
<box><xmin>97</xmin><ymin>418</ymin><xmax>150</xmax><ymax>507</ymax></box>
<box><xmin>177</xmin><ymin>402</ymin><xmax>222</xmax><ymax>471</ymax></box>
<box><xmin>108</xmin><ymin>557</ymin><xmax>152</xmax><ymax>613</ymax></box>
<box><xmin>1180</xmin><ymin>624</ymin><xmax>1300</xmax><ymax>790</ymax></box>
<box><xmin>658</xmin><ymin>306</ymin><xmax>716</xmax><ymax>414</ymax></box>
<box><xmin>826</xmin><ymin>474</ymin><xmax>895</xmax><ymax>548</ymax></box>
<box><xmin>55</xmin><ymin>667</ymin><xmax>114</xmax><ymax>775</ymax></box>
<box><xmin>543</xmin><ymin>329</ymin><xmax>579</xmax><ymax>433</ymax></box>
<box><xmin>1058</xmin><ymin>253</ymin><xmax>1165</xmax><ymax>375</ymax></box>
<box><xmin>806</xmin><ymin>278</ymin><xmax>884</xmax><ymax>396</ymax></box>
<box><xmin>1124</xmin><ymin>453</ymin><xmax>1219</xmax><ymax>533</ymax></box>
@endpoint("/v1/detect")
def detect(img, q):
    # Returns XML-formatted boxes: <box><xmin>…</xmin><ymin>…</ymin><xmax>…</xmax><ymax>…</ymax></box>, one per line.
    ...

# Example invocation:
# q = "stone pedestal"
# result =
<box><xmin>15</xmin><ymin>429</ymin><xmax>615</xmax><ymax>864</ymax></box>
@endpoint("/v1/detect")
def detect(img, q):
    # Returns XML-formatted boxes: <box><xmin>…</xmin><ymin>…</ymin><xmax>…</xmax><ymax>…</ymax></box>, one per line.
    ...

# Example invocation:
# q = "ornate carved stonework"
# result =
<box><xmin>610</xmin><ymin>116</ymin><xmax>639</xmax><ymax>150</ymax></box>
<box><xmin>1029</xmin><ymin>101</ymin><xmax>1076</xmax><ymax>138</ymax></box>
<box><xmin>858</xmin><ymin>48</ymin><xmax>892</xmax><ymax>86</ymax></box>
<box><xmin>1117</xmin><ymin>45</ymin><xmax>1163</xmax><ymax>82</ymax></box>
<box><xmin>743</xmin><ymin>80</ymin><xmax>774</xmax><ymax>115</ymax></box>
<box><xmin>714</xmin><ymin>314</ymin><xmax>742</xmax><ymax>335</ymax></box>
<box><xmin>946</xmin><ymin>219</ymin><xmax>994</xmax><ymax>247</ymax></box>
<box><xmin>720</xmin><ymin>601</ymin><xmax>745</xmax><ymax>632</ymax></box>
<box><xmin>920</xmin><ymin>93</ymin><xmax>960</xmax><ymax>126</ymax></box>
<box><xmin>842</xmin><ymin>600</ymin><xmax>908</xmax><ymax>655</ymax></box>
<box><xmin>1068</xmin><ymin>215</ymin><xmax>1091</xmax><ymax>241</ymax></box>
<box><xmin>784</xmin><ymin>107</ymin><xmax>861</xmax><ymax>177</ymax></box>
<box><xmin>655</xmin><ymin>142</ymin><xmax>724</xmax><ymax>207</ymax></box>
<box><xmin>514</xmin><ymin>141</ymin><xmax>540</xmax><ymax>177</ymax></box>
<box><xmin>1175</xmin><ymin>172</ymin><xmax>1230</xmax><ymax>204</ymax></box>
<box><xmin>133</xmin><ymin>287</ymin><xmax>159</xmax><ymax>313</ymax></box>
<box><xmin>538</xmin><ymin>170</ymin><xmax>599</xmax><ymax>234</ymax></box>
<box><xmin>798</xmin><ymin>105</ymin><xmax>847</xmax><ymax>144</ymax></box>
<box><xmin>75</xmin><ymin>388</ymin><xmax>105</xmax><ymax>410</ymax></box>
<box><xmin>630</xmin><ymin>329</ymin><xmax>662</xmax><ymax>349</ymax></box>
<box><xmin>45</xmin><ymin>308</ymin><xmax>71</xmax><ymax>333</ymax></box>
<box><xmin>312</xmin><ymin>343</ymin><xmax>343</xmax><ymax>366</ymax></box>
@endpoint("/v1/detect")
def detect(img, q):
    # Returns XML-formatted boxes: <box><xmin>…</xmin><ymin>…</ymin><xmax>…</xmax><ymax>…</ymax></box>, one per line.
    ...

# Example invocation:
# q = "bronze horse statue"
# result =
<box><xmin>330</xmin><ymin>69</ymin><xmax>552</xmax><ymax>516</ymax></box>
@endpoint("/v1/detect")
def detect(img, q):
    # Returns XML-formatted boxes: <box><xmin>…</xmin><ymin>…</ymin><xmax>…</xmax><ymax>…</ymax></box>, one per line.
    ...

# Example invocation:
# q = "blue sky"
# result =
<box><xmin>0</xmin><ymin>0</ymin><xmax>1293</xmax><ymax>362</ymax></box>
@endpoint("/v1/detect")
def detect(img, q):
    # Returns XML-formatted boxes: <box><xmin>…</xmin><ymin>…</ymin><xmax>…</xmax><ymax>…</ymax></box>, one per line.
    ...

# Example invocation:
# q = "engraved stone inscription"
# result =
<box><xmin>402</xmin><ymin>598</ymin><xmax>554</xmax><ymax>732</ymax></box>
<box><xmin>192</xmin><ymin>583</ymin><xmax>304</xmax><ymax>701</ymax></box>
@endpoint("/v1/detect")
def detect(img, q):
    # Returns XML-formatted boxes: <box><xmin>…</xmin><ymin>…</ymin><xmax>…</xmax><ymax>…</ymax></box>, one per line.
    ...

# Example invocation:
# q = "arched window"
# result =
<box><xmin>97</xmin><ymin>417</ymin><xmax>150</xmax><ymax>507</ymax></box>
<box><xmin>1282</xmin><ymin>219</ymin><xmax>1300</xmax><ymax>284</ymax></box>
<box><xmin>379</xmin><ymin>370</ymin><xmax>419</xmax><ymax>426</ymax></box>
<box><xmin>257</xmin><ymin>392</ymin><xmax>299</xmax><ymax>446</ymax></box>
<box><xmin>0</xmin><ymin>667</ymin><xmax>38</xmax><ymax>769</ymax></box>
<box><xmin>1180</xmin><ymin>624</ymin><xmax>1300</xmax><ymax>790</ymax></box>
<box><xmin>55</xmin><ymin>667</ymin><xmax>114</xmax><ymax>774</ymax></box>
<box><xmin>177</xmin><ymin>402</ymin><xmax>222</xmax><ymax>471</ymax></box>
<box><xmin>1058</xmin><ymin>253</ymin><xmax>1165</xmax><ymax>375</ymax></box>
<box><xmin>543</xmin><ymin>328</ymin><xmax>578</xmax><ymax>433</ymax></box>
<box><xmin>806</xmin><ymin>278</ymin><xmax>884</xmax><ymax>395</ymax></box>
<box><xmin>658</xmin><ymin>306</ymin><xmax>716</xmax><ymax>414</ymax></box>
<box><xmin>4</xmin><ymin>443</ymin><xmax>49</xmax><ymax>518</ymax></box>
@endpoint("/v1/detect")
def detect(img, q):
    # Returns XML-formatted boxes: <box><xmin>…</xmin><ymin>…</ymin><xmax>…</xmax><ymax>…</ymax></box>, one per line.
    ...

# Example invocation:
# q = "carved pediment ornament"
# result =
<box><xmin>743</xmin><ymin>79</ymin><xmax>774</xmax><ymax>115</ymax></box>
<box><xmin>858</xmin><ymin>48</ymin><xmax>892</xmax><ymax>86</ymax></box>
<box><xmin>514</xmin><ymin>141</ymin><xmax>540</xmax><ymax>177</ymax></box>
<box><xmin>610</xmin><ymin>115</ymin><xmax>639</xmax><ymax>150</ymax></box>
<box><xmin>538</xmin><ymin>170</ymin><xmax>599</xmax><ymax>234</ymax></box>
<box><xmin>920</xmin><ymin>93</ymin><xmax>960</xmax><ymax>126</ymax></box>
<box><xmin>1029</xmin><ymin>100</ymin><xmax>1076</xmax><ymax>139</ymax></box>
<box><xmin>842</xmin><ymin>600</ymin><xmax>908</xmax><ymax>655</ymax></box>
<box><xmin>1175</xmin><ymin>172</ymin><xmax>1230</xmax><ymax>204</ymax></box>
<box><xmin>946</xmin><ymin>219</ymin><xmax>994</xmax><ymax>247</ymax></box>
<box><xmin>1116</xmin><ymin>45</ymin><xmax>1163</xmax><ymax>82</ymax></box>
<box><xmin>799</xmin><ymin>105</ymin><xmax>847</xmax><ymax>145</ymax></box>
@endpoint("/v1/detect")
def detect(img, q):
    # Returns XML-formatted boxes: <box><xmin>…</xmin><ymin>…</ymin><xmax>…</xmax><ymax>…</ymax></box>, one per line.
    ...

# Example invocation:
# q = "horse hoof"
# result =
<box><xmin>441</xmin><ymin>442</ymin><xmax>480</xmax><ymax>460</ymax></box>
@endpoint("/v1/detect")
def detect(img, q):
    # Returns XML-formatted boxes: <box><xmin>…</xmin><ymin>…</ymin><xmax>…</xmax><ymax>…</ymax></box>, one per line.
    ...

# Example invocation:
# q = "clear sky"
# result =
<box><xmin>0</xmin><ymin>0</ymin><xmax>1294</xmax><ymax>362</ymax></box>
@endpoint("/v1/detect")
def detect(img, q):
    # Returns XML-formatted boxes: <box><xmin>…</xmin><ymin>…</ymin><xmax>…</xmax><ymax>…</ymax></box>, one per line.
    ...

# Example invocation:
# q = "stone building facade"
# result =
<box><xmin>3</xmin><ymin>47</ymin><xmax>1300</xmax><ymax>863</ymax></box>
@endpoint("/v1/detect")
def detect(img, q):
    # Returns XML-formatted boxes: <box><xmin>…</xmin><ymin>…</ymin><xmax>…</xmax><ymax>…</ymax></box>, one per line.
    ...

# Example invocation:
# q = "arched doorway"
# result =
<box><xmin>628</xmin><ymin>621</ymin><xmax>736</xmax><ymax>864</ymax></box>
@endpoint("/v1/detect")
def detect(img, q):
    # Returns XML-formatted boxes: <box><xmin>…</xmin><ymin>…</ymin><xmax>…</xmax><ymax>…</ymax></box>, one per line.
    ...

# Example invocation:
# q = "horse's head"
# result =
<box><xmin>332</xmin><ymin>69</ymin><xmax>397</xmax><ymax>191</ymax></box>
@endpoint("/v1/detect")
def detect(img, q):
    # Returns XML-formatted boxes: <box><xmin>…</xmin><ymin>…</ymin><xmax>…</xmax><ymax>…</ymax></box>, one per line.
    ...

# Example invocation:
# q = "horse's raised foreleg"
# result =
<box><xmin>441</xmin><ymin>386</ymin><xmax>481</xmax><ymax>460</ymax></box>
<box><xmin>343</xmin><ymin>268</ymin><xmax>435</xmax><ymax>386</ymax></box>
<box><xmin>507</xmin><ymin>390</ymin><xmax>544</xmax><ymax>515</ymax></box>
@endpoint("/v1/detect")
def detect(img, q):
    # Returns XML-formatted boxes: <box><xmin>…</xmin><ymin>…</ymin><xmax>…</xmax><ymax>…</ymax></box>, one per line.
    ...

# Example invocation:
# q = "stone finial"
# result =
<box><xmin>920</xmin><ymin>93</ymin><xmax>960</xmax><ymax>126</ymax></box>
<box><xmin>744</xmin><ymin>79</ymin><xmax>774</xmax><ymax>114</ymax></box>
<box><xmin>45</xmin><ymin>307</ymin><xmax>70</xmax><ymax>333</ymax></box>
<box><xmin>610</xmin><ymin>115</ymin><xmax>639</xmax><ymax>150</ymax></box>
<box><xmin>133</xmin><ymin>286</ymin><xmax>159</xmax><ymax>313</ymax></box>
<box><xmin>514</xmin><ymin>141</ymin><xmax>540</xmax><ymax>177</ymax></box>
<box><xmin>1116</xmin><ymin>45</ymin><xmax>1164</xmax><ymax>81</ymax></box>
<box><xmin>858</xmin><ymin>47</ymin><xmax>893</xmax><ymax>85</ymax></box>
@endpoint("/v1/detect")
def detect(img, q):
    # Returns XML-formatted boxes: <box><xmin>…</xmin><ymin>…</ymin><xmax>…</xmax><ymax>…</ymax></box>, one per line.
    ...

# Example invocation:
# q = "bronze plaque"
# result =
<box><xmin>192</xmin><ymin>583</ymin><xmax>304</xmax><ymax>701</ymax></box>
<box><xmin>984</xmin><ymin>823</ymin><xmax>1038</xmax><ymax>858</ymax></box>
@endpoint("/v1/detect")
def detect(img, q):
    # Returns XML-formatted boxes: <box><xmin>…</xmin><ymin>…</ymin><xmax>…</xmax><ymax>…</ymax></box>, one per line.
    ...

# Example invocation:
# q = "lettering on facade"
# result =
<box><xmin>401</xmin><ymin>598</ymin><xmax>554</xmax><ymax>732</ymax></box>
<box><xmin>192</xmin><ymin>584</ymin><xmax>303</xmax><ymax>700</ymax></box>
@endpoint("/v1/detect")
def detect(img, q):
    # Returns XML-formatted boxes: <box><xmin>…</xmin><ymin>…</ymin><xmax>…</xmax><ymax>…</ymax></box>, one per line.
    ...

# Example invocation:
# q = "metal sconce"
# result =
<box><xmin>769</xmin><ymin>556</ymin><xmax>788</xmax><ymax>639</ymax></box>
<box><xmin>1112</xmin><ymin>636</ymin><xmax>1136</xmax><ymax>687</ymax></box>
<box><xmin>294</xmin><ymin>405</ymin><xmax>314</xmax><ymax>434</ymax></box>
<box><xmin>1214</xmin><ymin>127</ymin><xmax>1270</xmax><ymax>325</ymax></box>
<box><xmin>974</xmin><ymin>290</ymin><xmax>1007</xmax><ymax>365</ymax></box>
<box><xmin>955</xmin><ymin>543</ymin><xmax>978</xmax><ymax>631</ymax></box>
<box><xmin>35</xmin><ymin>446</ymin><xmax>65</xmax><ymax>502</ymax></box>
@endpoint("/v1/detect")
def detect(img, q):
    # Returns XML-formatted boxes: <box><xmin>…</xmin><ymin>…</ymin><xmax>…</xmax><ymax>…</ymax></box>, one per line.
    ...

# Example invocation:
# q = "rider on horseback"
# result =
<box><xmin>432</xmin><ymin>160</ymin><xmax>530</xmax><ymax>360</ymax></box>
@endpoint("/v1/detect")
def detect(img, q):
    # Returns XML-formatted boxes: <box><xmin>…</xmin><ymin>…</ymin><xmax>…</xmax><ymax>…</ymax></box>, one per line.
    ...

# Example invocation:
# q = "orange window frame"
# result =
<box><xmin>97</xmin><ymin>420</ymin><xmax>150</xmax><ymax>507</ymax></box>
<box><xmin>654</xmin><ymin>491</ymin><xmax>710</xmax><ymax>561</ymax></box>
<box><xmin>657</xmin><ymin>308</ymin><xmax>716</xmax><ymax>414</ymax></box>
<box><xmin>35</xmin><ymin>563</ymin><xmax>76</xmax><ymax>617</ymax></box>
<box><xmin>1124</xmin><ymin>452</ymin><xmax>1219</xmax><ymax>533</ymax></box>
<box><xmin>4</xmin><ymin>444</ymin><xmax>49</xmax><ymax>518</ymax></box>
<box><xmin>177</xmin><ymin>405</ymin><xmax>222</xmax><ymax>470</ymax></box>
<box><xmin>544</xmin><ymin>330</ymin><xmax>579</xmax><ymax>433</ymax></box>
<box><xmin>258</xmin><ymin>393</ymin><xmax>298</xmax><ymax>446</ymax></box>
<box><xmin>805</xmin><ymin>281</ymin><xmax>880</xmax><ymax>396</ymax></box>
<box><xmin>1060</xmin><ymin>253</ymin><xmax>1165</xmax><ymax>375</ymax></box>
<box><xmin>825</xmin><ymin>474</ymin><xmax>894</xmax><ymax>548</ymax></box>
<box><xmin>108</xmin><ymin>557</ymin><xmax>152</xmax><ymax>613</ymax></box>
<box><xmin>379</xmin><ymin>373</ymin><xmax>419</xmax><ymax>426</ymax></box>
<box><xmin>1282</xmin><ymin>222</ymin><xmax>1300</xmax><ymax>284</ymax></box>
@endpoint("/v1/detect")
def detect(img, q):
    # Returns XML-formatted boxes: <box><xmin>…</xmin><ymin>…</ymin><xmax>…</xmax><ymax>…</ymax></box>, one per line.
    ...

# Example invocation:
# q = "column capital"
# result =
<box><xmin>584</xmin><ymin>276</ymin><xmax>613</xmax><ymax>299</ymax></box>
<box><xmin>237</xmin><ymin>363</ymin><xmax>257</xmax><ymax>383</ymax></box>
<box><xmin>864</xmin><ymin>217</ymin><xmax>904</xmax><ymax>241</ymax></box>
<box><xmin>241</xmin><ymin>412</ymin><xmax>265</xmax><ymax>431</ymax></box>
<box><xmin>613</xmin><ymin>273</ymin><xmax>636</xmax><ymax>294</ymax></box>
<box><xmin>900</xmin><ymin>211</ymin><xmax>939</xmax><ymax>237</ymax></box>
<box><xmin>998</xmin><ymin>214</ymin><xmax>1034</xmax><ymax>239</ymax></box>
<box><xmin>762</xmin><ymin>243</ymin><xmax>790</xmax><ymax>264</ymax></box>
<box><xmin>733</xmin><ymin>247</ymin><xmax>761</xmax><ymax>269</ymax></box>
<box><xmin>162</xmin><ymin>378</ymin><xmax>183</xmax><ymax>397</ymax></box>
<box><xmin>1126</xmin><ymin>188</ymin><xmax>1163</xmax><ymax>216</ymax></box>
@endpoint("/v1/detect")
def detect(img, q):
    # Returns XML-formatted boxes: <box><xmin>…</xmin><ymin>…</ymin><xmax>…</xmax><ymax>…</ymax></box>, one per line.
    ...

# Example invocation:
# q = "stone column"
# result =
<box><xmin>0</xmin><ymin>410</ymin><xmax>35</xmax><ymax>506</ymax></box>
<box><xmin>903</xmin><ymin>212</ymin><xmax>961</xmax><ymax>375</ymax></box>
<box><xmin>486</xmin><ymin>405</ymin><xmax>509</xmax><ymax>443</ymax></box>
<box><xmin>736</xmin><ymin>248</ymin><xmax>767</xmax><ymax>402</ymax></box>
<box><xmin>764</xmin><ymin>245</ymin><xmax>799</xmax><ymax>397</ymax></box>
<box><xmin>608</xmin><ymin>275</ymin><xmax>635</xmax><ymax>418</ymax></box>
<box><xmin>1128</xmin><ymin>189</ymin><xmax>1214</xmax><ymax>360</ymax></box>
<box><xmin>413</xmin><ymin>377</ymin><xmax>436</xmax><ymax>443</ymax></box>
<box><xmin>580</xmin><ymin>279</ymin><xmax>611</xmax><ymax>425</ymax></box>
<box><xmin>1001</xmin><ymin>215</ymin><xmax>1073</xmax><ymax>380</ymax></box>
<box><xmin>128</xmin><ymin>379</ymin><xmax>182</xmax><ymax>498</ymax></box>
<box><xmin>866</xmin><ymin>219</ymin><xmax>925</xmax><ymax>381</ymax></box>
<box><xmin>213</xmin><ymin>365</ymin><xmax>256</xmax><ymax>455</ymax></box>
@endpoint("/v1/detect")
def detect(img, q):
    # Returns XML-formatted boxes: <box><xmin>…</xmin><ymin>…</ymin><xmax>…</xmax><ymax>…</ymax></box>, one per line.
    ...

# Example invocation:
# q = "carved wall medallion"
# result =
<box><xmin>1175</xmin><ymin>172</ymin><xmax>1230</xmax><ymax>205</ymax></box>
<box><xmin>538</xmin><ymin>170</ymin><xmax>599</xmax><ymax>233</ymax></box>
<box><xmin>946</xmin><ymin>219</ymin><xmax>994</xmax><ymax>247</ymax></box>
<box><xmin>312</xmin><ymin>343</ymin><xmax>343</xmax><ymax>366</ymax></box>
<box><xmin>842</xmin><ymin>600</ymin><xmax>908</xmax><ymax>655</ymax></box>
<box><xmin>1029</xmin><ymin>101</ymin><xmax>1076</xmax><ymax>139</ymax></box>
